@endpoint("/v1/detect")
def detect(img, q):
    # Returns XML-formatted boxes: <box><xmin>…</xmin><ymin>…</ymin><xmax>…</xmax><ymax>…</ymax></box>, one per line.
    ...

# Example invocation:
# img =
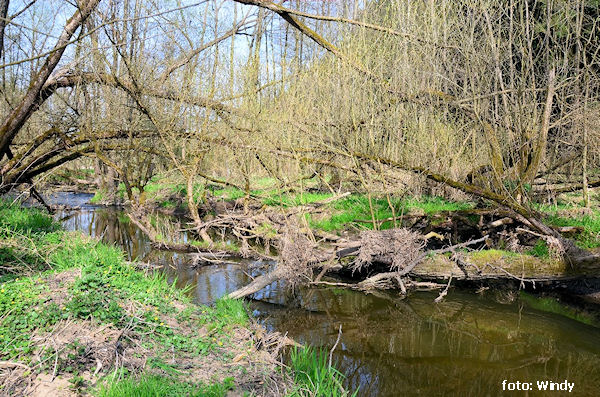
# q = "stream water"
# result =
<box><xmin>49</xmin><ymin>192</ymin><xmax>600</xmax><ymax>396</ymax></box>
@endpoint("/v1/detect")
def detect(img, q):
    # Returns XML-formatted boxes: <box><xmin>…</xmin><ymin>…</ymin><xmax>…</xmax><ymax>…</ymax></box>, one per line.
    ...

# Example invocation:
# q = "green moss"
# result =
<box><xmin>469</xmin><ymin>249</ymin><xmax>520</xmax><ymax>262</ymax></box>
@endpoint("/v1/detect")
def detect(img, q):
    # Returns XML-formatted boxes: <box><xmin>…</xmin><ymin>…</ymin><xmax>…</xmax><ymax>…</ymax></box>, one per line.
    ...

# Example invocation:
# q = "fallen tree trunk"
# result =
<box><xmin>411</xmin><ymin>253</ymin><xmax>600</xmax><ymax>282</ymax></box>
<box><xmin>127</xmin><ymin>193</ymin><xmax>600</xmax><ymax>300</ymax></box>
<box><xmin>228</xmin><ymin>269</ymin><xmax>286</xmax><ymax>299</ymax></box>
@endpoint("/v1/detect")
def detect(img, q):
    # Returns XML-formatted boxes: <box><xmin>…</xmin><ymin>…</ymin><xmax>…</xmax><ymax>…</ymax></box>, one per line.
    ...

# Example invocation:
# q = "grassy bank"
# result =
<box><xmin>0</xmin><ymin>200</ymin><xmax>350</xmax><ymax>396</ymax></box>
<box><xmin>89</xmin><ymin>175</ymin><xmax>600</xmax><ymax>253</ymax></box>
<box><xmin>91</xmin><ymin>175</ymin><xmax>475</xmax><ymax>232</ymax></box>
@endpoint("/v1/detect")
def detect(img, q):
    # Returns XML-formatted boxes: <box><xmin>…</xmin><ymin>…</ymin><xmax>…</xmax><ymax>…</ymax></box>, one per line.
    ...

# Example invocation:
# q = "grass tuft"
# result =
<box><xmin>527</xmin><ymin>239</ymin><xmax>550</xmax><ymax>258</ymax></box>
<box><xmin>287</xmin><ymin>347</ymin><xmax>356</xmax><ymax>397</ymax></box>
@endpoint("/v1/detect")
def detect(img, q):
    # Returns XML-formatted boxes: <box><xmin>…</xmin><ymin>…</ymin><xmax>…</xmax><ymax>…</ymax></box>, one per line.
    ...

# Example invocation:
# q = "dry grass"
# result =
<box><xmin>0</xmin><ymin>267</ymin><xmax>292</xmax><ymax>397</ymax></box>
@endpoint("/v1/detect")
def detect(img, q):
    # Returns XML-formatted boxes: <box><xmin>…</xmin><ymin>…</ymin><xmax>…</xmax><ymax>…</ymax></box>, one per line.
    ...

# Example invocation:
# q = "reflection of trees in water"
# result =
<box><xmin>59</xmin><ymin>208</ymin><xmax>259</xmax><ymax>304</ymax></box>
<box><xmin>256</xmin><ymin>290</ymin><xmax>600</xmax><ymax>397</ymax></box>
<box><xmin>59</xmin><ymin>209</ymin><xmax>180</xmax><ymax>261</ymax></box>
<box><xmin>58</xmin><ymin>207</ymin><xmax>600</xmax><ymax>396</ymax></box>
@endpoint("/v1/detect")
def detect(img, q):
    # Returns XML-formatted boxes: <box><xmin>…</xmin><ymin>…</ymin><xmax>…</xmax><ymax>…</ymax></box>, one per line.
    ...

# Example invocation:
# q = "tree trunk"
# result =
<box><xmin>0</xmin><ymin>0</ymin><xmax>101</xmax><ymax>158</ymax></box>
<box><xmin>0</xmin><ymin>0</ymin><xmax>9</xmax><ymax>60</ymax></box>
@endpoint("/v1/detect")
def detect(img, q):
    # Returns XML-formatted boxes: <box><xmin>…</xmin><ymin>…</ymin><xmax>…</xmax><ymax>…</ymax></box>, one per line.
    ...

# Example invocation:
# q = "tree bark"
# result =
<box><xmin>0</xmin><ymin>0</ymin><xmax>9</xmax><ymax>60</ymax></box>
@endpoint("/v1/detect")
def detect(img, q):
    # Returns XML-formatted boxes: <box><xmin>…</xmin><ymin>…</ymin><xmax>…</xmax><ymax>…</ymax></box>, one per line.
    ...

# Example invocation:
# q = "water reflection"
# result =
<box><xmin>51</xmin><ymin>194</ymin><xmax>600</xmax><ymax>397</ymax></box>
<box><xmin>254</xmin><ymin>289</ymin><xmax>600</xmax><ymax>396</ymax></box>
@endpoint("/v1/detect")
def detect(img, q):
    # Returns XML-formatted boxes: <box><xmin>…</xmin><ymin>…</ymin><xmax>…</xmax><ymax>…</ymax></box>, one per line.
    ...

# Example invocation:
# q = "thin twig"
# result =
<box><xmin>434</xmin><ymin>276</ymin><xmax>453</xmax><ymax>303</ymax></box>
<box><xmin>329</xmin><ymin>324</ymin><xmax>342</xmax><ymax>369</ymax></box>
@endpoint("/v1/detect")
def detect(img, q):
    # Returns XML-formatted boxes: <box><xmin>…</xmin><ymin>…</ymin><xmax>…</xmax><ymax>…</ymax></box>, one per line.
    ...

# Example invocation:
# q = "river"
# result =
<box><xmin>49</xmin><ymin>192</ymin><xmax>600</xmax><ymax>396</ymax></box>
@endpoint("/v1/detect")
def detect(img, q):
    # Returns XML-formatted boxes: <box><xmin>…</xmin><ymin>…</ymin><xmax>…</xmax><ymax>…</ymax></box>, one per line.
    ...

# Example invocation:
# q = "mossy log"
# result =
<box><xmin>412</xmin><ymin>251</ymin><xmax>600</xmax><ymax>282</ymax></box>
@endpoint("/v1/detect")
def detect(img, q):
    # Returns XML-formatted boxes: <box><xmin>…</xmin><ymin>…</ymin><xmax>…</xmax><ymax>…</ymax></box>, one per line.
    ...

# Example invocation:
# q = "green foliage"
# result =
<box><xmin>211</xmin><ymin>186</ymin><xmax>246</xmax><ymax>200</ymax></box>
<box><xmin>310</xmin><ymin>194</ymin><xmax>473</xmax><ymax>232</ymax></box>
<box><xmin>90</xmin><ymin>189</ymin><xmax>106</xmax><ymax>204</ymax></box>
<box><xmin>538</xmin><ymin>204</ymin><xmax>600</xmax><ymax>249</ymax></box>
<box><xmin>97</xmin><ymin>374</ymin><xmax>235</xmax><ymax>397</ymax></box>
<box><xmin>0</xmin><ymin>276</ymin><xmax>55</xmax><ymax>359</ymax></box>
<box><xmin>210</xmin><ymin>297</ymin><xmax>249</xmax><ymax>328</ymax></box>
<box><xmin>0</xmin><ymin>202</ymin><xmax>203</xmax><ymax>360</ymax></box>
<box><xmin>262</xmin><ymin>192</ymin><xmax>333</xmax><ymax>207</ymax></box>
<box><xmin>288</xmin><ymin>347</ymin><xmax>356</xmax><ymax>397</ymax></box>
<box><xmin>548</xmin><ymin>213</ymin><xmax>600</xmax><ymax>249</ymax></box>
<box><xmin>0</xmin><ymin>200</ymin><xmax>255</xmax><ymax>382</ymax></box>
<box><xmin>527</xmin><ymin>240</ymin><xmax>550</xmax><ymax>258</ymax></box>
<box><xmin>401</xmin><ymin>195</ymin><xmax>474</xmax><ymax>214</ymax></box>
<box><xmin>66</xmin><ymin>273</ymin><xmax>125</xmax><ymax>324</ymax></box>
<box><xmin>0</xmin><ymin>199</ymin><xmax>57</xmax><ymax>234</ymax></box>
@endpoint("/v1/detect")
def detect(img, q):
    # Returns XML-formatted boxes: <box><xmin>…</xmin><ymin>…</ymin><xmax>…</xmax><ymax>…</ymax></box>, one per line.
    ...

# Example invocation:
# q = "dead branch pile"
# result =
<box><xmin>353</xmin><ymin>228</ymin><xmax>425</xmax><ymax>273</ymax></box>
<box><xmin>277</xmin><ymin>230</ymin><xmax>316</xmax><ymax>288</ymax></box>
<box><xmin>126</xmin><ymin>195</ymin><xmax>600</xmax><ymax>301</ymax></box>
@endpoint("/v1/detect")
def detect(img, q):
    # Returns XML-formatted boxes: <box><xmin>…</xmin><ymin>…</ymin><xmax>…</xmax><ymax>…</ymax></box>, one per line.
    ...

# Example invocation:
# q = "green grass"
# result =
<box><xmin>519</xmin><ymin>292</ymin><xmax>598</xmax><ymax>326</ymax></box>
<box><xmin>90</xmin><ymin>189</ymin><xmax>106</xmax><ymax>204</ymax></box>
<box><xmin>212</xmin><ymin>297</ymin><xmax>248</xmax><ymax>327</ymax></box>
<box><xmin>261</xmin><ymin>192</ymin><xmax>334</xmax><ymax>207</ymax></box>
<box><xmin>546</xmin><ymin>212</ymin><xmax>600</xmax><ymax>249</ymax></box>
<box><xmin>0</xmin><ymin>200</ymin><xmax>58</xmax><ymax>234</ymax></box>
<box><xmin>536</xmin><ymin>202</ymin><xmax>600</xmax><ymax>249</ymax></box>
<box><xmin>527</xmin><ymin>239</ymin><xmax>550</xmax><ymax>258</ymax></box>
<box><xmin>103</xmin><ymin>173</ymin><xmax>475</xmax><ymax>234</ymax></box>
<box><xmin>287</xmin><ymin>347</ymin><xmax>356</xmax><ymax>397</ymax></box>
<box><xmin>309</xmin><ymin>195</ymin><xmax>473</xmax><ymax>232</ymax></box>
<box><xmin>97</xmin><ymin>374</ymin><xmax>235</xmax><ymax>397</ymax></box>
<box><xmin>0</xmin><ymin>199</ymin><xmax>246</xmax><ymax>367</ymax></box>
<box><xmin>0</xmin><ymin>198</ymin><xmax>352</xmax><ymax>396</ymax></box>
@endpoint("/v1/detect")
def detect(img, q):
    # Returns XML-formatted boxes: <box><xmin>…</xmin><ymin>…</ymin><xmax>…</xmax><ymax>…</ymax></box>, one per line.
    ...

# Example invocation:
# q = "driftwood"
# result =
<box><xmin>126</xmin><ymin>193</ymin><xmax>600</xmax><ymax>300</ymax></box>
<box><xmin>227</xmin><ymin>235</ymin><xmax>486</xmax><ymax>299</ymax></box>
<box><xmin>356</xmin><ymin>236</ymin><xmax>488</xmax><ymax>290</ymax></box>
<box><xmin>228</xmin><ymin>269</ymin><xmax>285</xmax><ymax>299</ymax></box>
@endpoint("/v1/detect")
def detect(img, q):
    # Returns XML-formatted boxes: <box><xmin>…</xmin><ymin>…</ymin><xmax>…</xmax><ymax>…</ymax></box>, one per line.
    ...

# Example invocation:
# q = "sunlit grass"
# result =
<box><xmin>0</xmin><ymin>201</ymin><xmax>245</xmax><ymax>364</ymax></box>
<box><xmin>309</xmin><ymin>194</ymin><xmax>473</xmax><ymax>232</ymax></box>
<box><xmin>288</xmin><ymin>347</ymin><xmax>357</xmax><ymax>397</ymax></box>
<box><xmin>0</xmin><ymin>199</ymin><xmax>57</xmax><ymax>234</ymax></box>
<box><xmin>97</xmin><ymin>374</ymin><xmax>234</xmax><ymax>397</ymax></box>
<box><xmin>536</xmin><ymin>202</ymin><xmax>600</xmax><ymax>249</ymax></box>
